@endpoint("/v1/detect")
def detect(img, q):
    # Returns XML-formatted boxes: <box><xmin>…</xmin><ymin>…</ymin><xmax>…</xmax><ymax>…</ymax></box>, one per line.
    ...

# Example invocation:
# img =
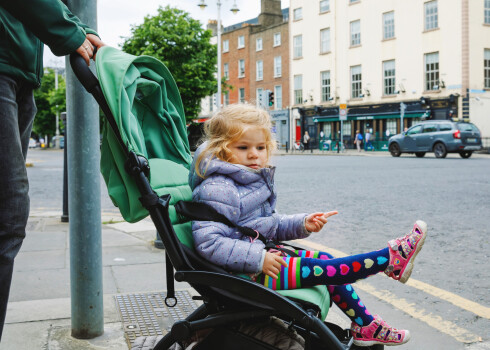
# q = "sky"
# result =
<box><xmin>44</xmin><ymin>0</ymin><xmax>288</xmax><ymax>67</ymax></box>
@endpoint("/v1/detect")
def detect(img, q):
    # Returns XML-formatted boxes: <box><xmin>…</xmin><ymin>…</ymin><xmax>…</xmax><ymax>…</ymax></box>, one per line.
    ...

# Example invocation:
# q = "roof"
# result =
<box><xmin>223</xmin><ymin>8</ymin><xmax>289</xmax><ymax>33</ymax></box>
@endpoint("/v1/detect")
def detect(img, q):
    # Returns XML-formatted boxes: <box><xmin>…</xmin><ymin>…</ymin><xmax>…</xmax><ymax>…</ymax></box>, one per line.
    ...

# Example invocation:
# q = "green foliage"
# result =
<box><xmin>33</xmin><ymin>68</ymin><xmax>66</xmax><ymax>143</ymax></box>
<box><xmin>121</xmin><ymin>6</ymin><xmax>217</xmax><ymax>119</ymax></box>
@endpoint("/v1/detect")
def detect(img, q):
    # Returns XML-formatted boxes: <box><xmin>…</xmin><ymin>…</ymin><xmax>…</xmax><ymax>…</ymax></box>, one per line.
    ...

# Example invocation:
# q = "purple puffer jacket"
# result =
<box><xmin>189</xmin><ymin>144</ymin><xmax>310</xmax><ymax>274</ymax></box>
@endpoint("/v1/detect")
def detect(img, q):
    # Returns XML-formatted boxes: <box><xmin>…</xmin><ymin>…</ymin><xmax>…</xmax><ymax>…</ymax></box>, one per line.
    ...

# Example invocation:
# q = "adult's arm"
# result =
<box><xmin>0</xmin><ymin>0</ymin><xmax>99</xmax><ymax>56</ymax></box>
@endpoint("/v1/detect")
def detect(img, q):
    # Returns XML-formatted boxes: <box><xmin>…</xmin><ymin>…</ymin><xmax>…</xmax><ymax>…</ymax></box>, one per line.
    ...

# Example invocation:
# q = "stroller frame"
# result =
<box><xmin>70</xmin><ymin>52</ymin><xmax>380</xmax><ymax>350</ymax></box>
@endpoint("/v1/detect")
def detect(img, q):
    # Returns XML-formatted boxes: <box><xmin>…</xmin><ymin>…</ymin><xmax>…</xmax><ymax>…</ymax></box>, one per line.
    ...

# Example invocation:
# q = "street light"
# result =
<box><xmin>199</xmin><ymin>0</ymin><xmax>239</xmax><ymax>111</ymax></box>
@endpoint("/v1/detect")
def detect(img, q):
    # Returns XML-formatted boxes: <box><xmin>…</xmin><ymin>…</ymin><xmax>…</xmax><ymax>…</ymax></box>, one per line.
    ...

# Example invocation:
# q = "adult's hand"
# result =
<box><xmin>75</xmin><ymin>34</ymin><xmax>106</xmax><ymax>65</ymax></box>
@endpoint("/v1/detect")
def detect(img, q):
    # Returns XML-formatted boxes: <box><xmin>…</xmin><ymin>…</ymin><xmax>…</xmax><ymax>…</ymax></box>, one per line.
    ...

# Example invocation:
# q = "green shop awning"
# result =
<box><xmin>313</xmin><ymin>112</ymin><xmax>426</xmax><ymax>123</ymax></box>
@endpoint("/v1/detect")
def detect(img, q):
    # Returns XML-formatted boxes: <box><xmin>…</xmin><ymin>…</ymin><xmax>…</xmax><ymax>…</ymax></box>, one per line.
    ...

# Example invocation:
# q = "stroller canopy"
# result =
<box><xmin>96</xmin><ymin>47</ymin><xmax>193</xmax><ymax>237</ymax></box>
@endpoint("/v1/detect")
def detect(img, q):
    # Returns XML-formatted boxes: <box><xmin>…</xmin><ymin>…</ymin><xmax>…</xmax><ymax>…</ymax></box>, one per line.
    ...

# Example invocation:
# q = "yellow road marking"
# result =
<box><xmin>294</xmin><ymin>239</ymin><xmax>490</xmax><ymax>319</ymax></box>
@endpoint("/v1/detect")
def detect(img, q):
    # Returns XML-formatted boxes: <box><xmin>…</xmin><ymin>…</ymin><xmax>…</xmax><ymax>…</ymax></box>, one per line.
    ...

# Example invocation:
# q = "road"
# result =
<box><xmin>26</xmin><ymin>148</ymin><xmax>490</xmax><ymax>349</ymax></box>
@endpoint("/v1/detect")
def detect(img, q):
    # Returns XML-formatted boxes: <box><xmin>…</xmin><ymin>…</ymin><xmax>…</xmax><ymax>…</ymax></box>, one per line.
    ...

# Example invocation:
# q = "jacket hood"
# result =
<box><xmin>189</xmin><ymin>142</ymin><xmax>275</xmax><ymax>190</ymax></box>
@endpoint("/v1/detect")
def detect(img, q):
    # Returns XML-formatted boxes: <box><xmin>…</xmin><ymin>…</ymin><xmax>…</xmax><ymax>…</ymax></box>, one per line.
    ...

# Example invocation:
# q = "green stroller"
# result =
<box><xmin>70</xmin><ymin>46</ymin><xmax>382</xmax><ymax>350</ymax></box>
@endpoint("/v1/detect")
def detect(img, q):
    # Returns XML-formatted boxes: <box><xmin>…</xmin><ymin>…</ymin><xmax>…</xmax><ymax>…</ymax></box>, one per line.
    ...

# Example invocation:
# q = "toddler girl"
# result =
<box><xmin>189</xmin><ymin>103</ymin><xmax>427</xmax><ymax>347</ymax></box>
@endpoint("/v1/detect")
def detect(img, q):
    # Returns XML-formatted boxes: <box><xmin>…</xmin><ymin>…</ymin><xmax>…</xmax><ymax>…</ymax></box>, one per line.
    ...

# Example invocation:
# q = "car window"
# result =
<box><xmin>423</xmin><ymin>124</ymin><xmax>437</xmax><ymax>133</ymax></box>
<box><xmin>439</xmin><ymin>123</ymin><xmax>452</xmax><ymax>131</ymax></box>
<box><xmin>407</xmin><ymin>125</ymin><xmax>422</xmax><ymax>135</ymax></box>
<box><xmin>457</xmin><ymin>123</ymin><xmax>479</xmax><ymax>132</ymax></box>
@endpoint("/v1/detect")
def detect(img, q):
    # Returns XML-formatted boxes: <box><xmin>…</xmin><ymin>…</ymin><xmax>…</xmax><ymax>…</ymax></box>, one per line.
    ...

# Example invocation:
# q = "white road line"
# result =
<box><xmin>294</xmin><ymin>239</ymin><xmax>490</xmax><ymax>318</ymax></box>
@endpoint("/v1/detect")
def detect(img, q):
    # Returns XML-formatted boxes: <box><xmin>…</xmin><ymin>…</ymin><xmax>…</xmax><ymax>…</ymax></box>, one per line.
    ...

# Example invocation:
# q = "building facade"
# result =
<box><xmin>290</xmin><ymin>0</ymin><xmax>490</xmax><ymax>149</ymax></box>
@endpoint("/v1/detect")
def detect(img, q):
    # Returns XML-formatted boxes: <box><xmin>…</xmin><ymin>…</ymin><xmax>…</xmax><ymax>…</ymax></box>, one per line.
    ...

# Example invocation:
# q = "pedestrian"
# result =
<box><xmin>354</xmin><ymin>130</ymin><xmax>363</xmax><ymax>152</ymax></box>
<box><xmin>319</xmin><ymin>130</ymin><xmax>325</xmax><ymax>150</ymax></box>
<box><xmin>303</xmin><ymin>131</ymin><xmax>310</xmax><ymax>151</ymax></box>
<box><xmin>0</xmin><ymin>1</ymin><xmax>105</xmax><ymax>341</ymax></box>
<box><xmin>364</xmin><ymin>129</ymin><xmax>372</xmax><ymax>151</ymax></box>
<box><xmin>189</xmin><ymin>103</ymin><xmax>428</xmax><ymax>346</ymax></box>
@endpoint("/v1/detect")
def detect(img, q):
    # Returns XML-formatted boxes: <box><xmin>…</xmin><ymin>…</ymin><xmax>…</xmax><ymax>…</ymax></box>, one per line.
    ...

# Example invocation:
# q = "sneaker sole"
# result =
<box><xmin>353</xmin><ymin>330</ymin><xmax>411</xmax><ymax>347</ymax></box>
<box><xmin>399</xmin><ymin>220</ymin><xmax>427</xmax><ymax>284</ymax></box>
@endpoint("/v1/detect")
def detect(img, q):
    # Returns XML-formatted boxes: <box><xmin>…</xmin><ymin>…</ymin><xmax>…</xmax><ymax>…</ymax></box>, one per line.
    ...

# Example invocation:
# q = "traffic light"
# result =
<box><xmin>268</xmin><ymin>91</ymin><xmax>274</xmax><ymax>107</ymax></box>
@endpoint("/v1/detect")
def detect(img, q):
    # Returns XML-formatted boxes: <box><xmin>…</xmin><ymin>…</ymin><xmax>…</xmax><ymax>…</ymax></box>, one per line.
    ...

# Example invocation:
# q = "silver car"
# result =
<box><xmin>388</xmin><ymin>121</ymin><xmax>482</xmax><ymax>158</ymax></box>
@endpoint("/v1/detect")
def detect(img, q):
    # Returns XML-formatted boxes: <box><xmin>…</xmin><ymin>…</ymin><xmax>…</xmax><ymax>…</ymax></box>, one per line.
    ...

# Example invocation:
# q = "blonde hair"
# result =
<box><xmin>195</xmin><ymin>103</ymin><xmax>277</xmax><ymax>178</ymax></box>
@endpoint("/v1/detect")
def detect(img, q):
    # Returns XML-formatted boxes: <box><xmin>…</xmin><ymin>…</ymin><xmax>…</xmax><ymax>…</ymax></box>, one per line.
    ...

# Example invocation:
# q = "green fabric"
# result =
<box><xmin>278</xmin><ymin>286</ymin><xmax>330</xmax><ymax>320</ymax></box>
<box><xmin>0</xmin><ymin>0</ymin><xmax>97</xmax><ymax>86</ymax></box>
<box><xmin>96</xmin><ymin>46</ymin><xmax>192</xmax><ymax>224</ymax></box>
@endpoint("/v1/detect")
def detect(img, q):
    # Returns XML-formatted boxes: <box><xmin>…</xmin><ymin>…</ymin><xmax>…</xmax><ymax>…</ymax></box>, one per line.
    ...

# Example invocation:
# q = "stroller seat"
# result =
<box><xmin>70</xmin><ymin>46</ymin><xmax>356</xmax><ymax>350</ymax></box>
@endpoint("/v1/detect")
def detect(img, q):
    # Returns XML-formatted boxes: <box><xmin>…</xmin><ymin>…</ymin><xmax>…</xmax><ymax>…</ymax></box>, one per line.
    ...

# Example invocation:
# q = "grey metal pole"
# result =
<box><xmin>65</xmin><ymin>0</ymin><xmax>104</xmax><ymax>339</ymax></box>
<box><xmin>216</xmin><ymin>0</ymin><xmax>222</xmax><ymax>111</ymax></box>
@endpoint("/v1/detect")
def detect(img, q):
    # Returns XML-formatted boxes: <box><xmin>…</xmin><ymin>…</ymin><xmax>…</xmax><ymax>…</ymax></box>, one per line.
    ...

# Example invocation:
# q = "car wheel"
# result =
<box><xmin>389</xmin><ymin>143</ymin><xmax>401</xmax><ymax>157</ymax></box>
<box><xmin>415</xmin><ymin>152</ymin><xmax>426</xmax><ymax>158</ymax></box>
<box><xmin>433</xmin><ymin>142</ymin><xmax>447</xmax><ymax>158</ymax></box>
<box><xmin>459</xmin><ymin>151</ymin><xmax>473</xmax><ymax>159</ymax></box>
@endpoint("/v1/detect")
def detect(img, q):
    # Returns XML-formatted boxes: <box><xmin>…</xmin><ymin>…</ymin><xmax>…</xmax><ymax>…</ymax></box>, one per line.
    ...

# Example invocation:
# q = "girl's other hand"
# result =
<box><xmin>262</xmin><ymin>251</ymin><xmax>288</xmax><ymax>279</ymax></box>
<box><xmin>305</xmin><ymin>211</ymin><xmax>338</xmax><ymax>232</ymax></box>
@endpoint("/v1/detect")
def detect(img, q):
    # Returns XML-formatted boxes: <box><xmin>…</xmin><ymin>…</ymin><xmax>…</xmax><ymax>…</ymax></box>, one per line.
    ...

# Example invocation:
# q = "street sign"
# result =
<box><xmin>339</xmin><ymin>104</ymin><xmax>347</xmax><ymax>121</ymax></box>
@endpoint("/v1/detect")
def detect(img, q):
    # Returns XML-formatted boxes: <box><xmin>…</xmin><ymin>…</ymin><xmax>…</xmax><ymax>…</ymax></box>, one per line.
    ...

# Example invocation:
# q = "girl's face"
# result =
<box><xmin>228</xmin><ymin>127</ymin><xmax>268</xmax><ymax>169</ymax></box>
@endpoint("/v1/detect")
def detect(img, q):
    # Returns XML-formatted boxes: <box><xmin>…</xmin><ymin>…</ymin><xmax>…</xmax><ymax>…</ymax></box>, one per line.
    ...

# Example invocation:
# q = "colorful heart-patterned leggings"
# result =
<box><xmin>256</xmin><ymin>248</ymin><xmax>390</xmax><ymax>326</ymax></box>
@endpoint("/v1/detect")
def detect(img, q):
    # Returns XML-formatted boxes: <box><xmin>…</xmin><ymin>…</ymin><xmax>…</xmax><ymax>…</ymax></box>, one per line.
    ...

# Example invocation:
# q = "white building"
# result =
<box><xmin>289</xmin><ymin>0</ymin><xmax>490</xmax><ymax>149</ymax></box>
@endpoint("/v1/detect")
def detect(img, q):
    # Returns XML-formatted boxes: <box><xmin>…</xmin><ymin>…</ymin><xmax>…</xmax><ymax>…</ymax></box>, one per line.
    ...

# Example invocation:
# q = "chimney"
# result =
<box><xmin>207</xmin><ymin>20</ymin><xmax>218</xmax><ymax>36</ymax></box>
<box><xmin>258</xmin><ymin>0</ymin><xmax>283</xmax><ymax>27</ymax></box>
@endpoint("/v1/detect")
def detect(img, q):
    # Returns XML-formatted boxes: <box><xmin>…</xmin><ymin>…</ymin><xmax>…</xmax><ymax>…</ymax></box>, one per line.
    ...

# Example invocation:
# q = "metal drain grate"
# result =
<box><xmin>115</xmin><ymin>290</ymin><xmax>199</xmax><ymax>347</ymax></box>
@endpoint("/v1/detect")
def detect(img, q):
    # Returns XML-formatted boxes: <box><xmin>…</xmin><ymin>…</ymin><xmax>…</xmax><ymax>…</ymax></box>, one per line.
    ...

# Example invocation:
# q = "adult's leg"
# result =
<box><xmin>0</xmin><ymin>74</ymin><xmax>36</xmax><ymax>341</ymax></box>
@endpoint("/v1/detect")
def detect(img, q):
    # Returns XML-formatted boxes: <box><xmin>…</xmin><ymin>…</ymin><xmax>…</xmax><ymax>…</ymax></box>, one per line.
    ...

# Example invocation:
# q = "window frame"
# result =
<box><xmin>256</xmin><ymin>88</ymin><xmax>264</xmax><ymax>107</ymax></box>
<box><xmin>383</xmin><ymin>60</ymin><xmax>396</xmax><ymax>95</ymax></box>
<box><xmin>293</xmin><ymin>35</ymin><xmax>303</xmax><ymax>58</ymax></box>
<box><xmin>320</xmin><ymin>71</ymin><xmax>331</xmax><ymax>102</ymax></box>
<box><xmin>320</xmin><ymin>28</ymin><xmax>331</xmax><ymax>54</ymax></box>
<box><xmin>350</xmin><ymin>20</ymin><xmax>361</xmax><ymax>47</ymax></box>
<box><xmin>256</xmin><ymin>37</ymin><xmax>263</xmax><ymax>51</ymax></box>
<box><xmin>485</xmin><ymin>49</ymin><xmax>490</xmax><ymax>89</ymax></box>
<box><xmin>294</xmin><ymin>75</ymin><xmax>303</xmax><ymax>105</ymax></box>
<box><xmin>274</xmin><ymin>56</ymin><xmax>282</xmax><ymax>78</ymax></box>
<box><xmin>224</xmin><ymin>91</ymin><xmax>230</xmax><ymax>106</ymax></box>
<box><xmin>223</xmin><ymin>63</ymin><xmax>229</xmax><ymax>80</ymax></box>
<box><xmin>424</xmin><ymin>52</ymin><xmax>439</xmax><ymax>91</ymax></box>
<box><xmin>238</xmin><ymin>59</ymin><xmax>245</xmax><ymax>78</ymax></box>
<box><xmin>256</xmin><ymin>60</ymin><xmax>263</xmax><ymax>81</ymax></box>
<box><xmin>274</xmin><ymin>85</ymin><xmax>282</xmax><ymax>110</ymax></box>
<box><xmin>351</xmin><ymin>65</ymin><xmax>362</xmax><ymax>99</ymax></box>
<box><xmin>222</xmin><ymin>39</ymin><xmax>229</xmax><ymax>53</ymax></box>
<box><xmin>238</xmin><ymin>35</ymin><xmax>245</xmax><ymax>49</ymax></box>
<box><xmin>273</xmin><ymin>32</ymin><xmax>281</xmax><ymax>47</ymax></box>
<box><xmin>424</xmin><ymin>1</ymin><xmax>438</xmax><ymax>31</ymax></box>
<box><xmin>486</xmin><ymin>0</ymin><xmax>490</xmax><ymax>24</ymax></box>
<box><xmin>293</xmin><ymin>7</ymin><xmax>303</xmax><ymax>21</ymax></box>
<box><xmin>383</xmin><ymin>11</ymin><xmax>395</xmax><ymax>40</ymax></box>
<box><xmin>239</xmin><ymin>88</ymin><xmax>246</xmax><ymax>103</ymax></box>
<box><xmin>320</xmin><ymin>0</ymin><xmax>330</xmax><ymax>13</ymax></box>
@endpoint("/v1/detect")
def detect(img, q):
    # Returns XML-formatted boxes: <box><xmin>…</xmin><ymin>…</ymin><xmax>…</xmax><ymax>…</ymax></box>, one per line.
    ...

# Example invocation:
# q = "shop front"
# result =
<box><xmin>269</xmin><ymin>109</ymin><xmax>290</xmax><ymax>149</ymax></box>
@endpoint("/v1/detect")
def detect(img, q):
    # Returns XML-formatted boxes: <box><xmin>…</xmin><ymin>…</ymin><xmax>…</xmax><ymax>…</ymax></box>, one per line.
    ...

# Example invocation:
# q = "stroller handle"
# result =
<box><xmin>69</xmin><ymin>52</ymin><xmax>99</xmax><ymax>94</ymax></box>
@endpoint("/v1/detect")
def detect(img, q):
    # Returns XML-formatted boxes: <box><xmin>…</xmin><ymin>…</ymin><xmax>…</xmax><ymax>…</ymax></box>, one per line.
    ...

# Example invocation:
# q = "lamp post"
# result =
<box><xmin>198</xmin><ymin>0</ymin><xmax>239</xmax><ymax>111</ymax></box>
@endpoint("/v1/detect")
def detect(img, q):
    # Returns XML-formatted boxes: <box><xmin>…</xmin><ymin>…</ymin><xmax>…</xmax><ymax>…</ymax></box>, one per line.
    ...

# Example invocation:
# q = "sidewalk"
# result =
<box><xmin>1</xmin><ymin>210</ymin><xmax>349</xmax><ymax>350</ymax></box>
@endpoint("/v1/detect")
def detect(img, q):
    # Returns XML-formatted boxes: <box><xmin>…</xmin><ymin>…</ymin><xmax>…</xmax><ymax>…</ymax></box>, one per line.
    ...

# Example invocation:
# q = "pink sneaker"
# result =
<box><xmin>351</xmin><ymin>315</ymin><xmax>410</xmax><ymax>346</ymax></box>
<box><xmin>385</xmin><ymin>220</ymin><xmax>427</xmax><ymax>283</ymax></box>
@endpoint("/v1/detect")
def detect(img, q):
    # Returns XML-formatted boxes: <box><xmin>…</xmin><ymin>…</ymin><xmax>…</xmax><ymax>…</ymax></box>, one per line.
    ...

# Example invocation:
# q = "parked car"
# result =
<box><xmin>28</xmin><ymin>138</ymin><xmax>38</xmax><ymax>148</ymax></box>
<box><xmin>51</xmin><ymin>136</ymin><xmax>65</xmax><ymax>149</ymax></box>
<box><xmin>388</xmin><ymin>120</ymin><xmax>482</xmax><ymax>158</ymax></box>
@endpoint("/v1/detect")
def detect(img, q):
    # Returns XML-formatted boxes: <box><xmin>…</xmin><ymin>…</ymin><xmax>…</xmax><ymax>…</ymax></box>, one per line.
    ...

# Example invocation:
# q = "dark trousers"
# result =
<box><xmin>0</xmin><ymin>74</ymin><xmax>36</xmax><ymax>341</ymax></box>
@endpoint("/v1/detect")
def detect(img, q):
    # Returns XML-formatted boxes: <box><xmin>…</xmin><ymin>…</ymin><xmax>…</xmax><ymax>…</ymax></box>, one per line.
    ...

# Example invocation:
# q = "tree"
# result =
<box><xmin>33</xmin><ymin>68</ymin><xmax>66</xmax><ymax>146</ymax></box>
<box><xmin>121</xmin><ymin>6</ymin><xmax>217</xmax><ymax>119</ymax></box>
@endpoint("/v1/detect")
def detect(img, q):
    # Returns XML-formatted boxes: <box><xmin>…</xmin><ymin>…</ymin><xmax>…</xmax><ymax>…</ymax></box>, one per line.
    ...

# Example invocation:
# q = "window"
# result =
<box><xmin>222</xmin><ymin>40</ymin><xmax>229</xmax><ymax>53</ymax></box>
<box><xmin>256</xmin><ymin>60</ymin><xmax>263</xmax><ymax>81</ymax></box>
<box><xmin>273</xmin><ymin>32</ymin><xmax>281</xmax><ymax>47</ymax></box>
<box><xmin>439</xmin><ymin>123</ymin><xmax>452</xmax><ymax>131</ymax></box>
<box><xmin>238</xmin><ymin>35</ymin><xmax>245</xmax><ymax>49</ymax></box>
<box><xmin>423</xmin><ymin>124</ymin><xmax>437</xmax><ymax>133</ymax></box>
<box><xmin>383</xmin><ymin>11</ymin><xmax>395</xmax><ymax>40</ymax></box>
<box><xmin>274</xmin><ymin>56</ymin><xmax>282</xmax><ymax>77</ymax></box>
<box><xmin>386</xmin><ymin>120</ymin><xmax>397</xmax><ymax>136</ymax></box>
<box><xmin>350</xmin><ymin>20</ymin><xmax>361</xmax><ymax>46</ymax></box>
<box><xmin>256</xmin><ymin>88</ymin><xmax>264</xmax><ymax>107</ymax></box>
<box><xmin>321</xmin><ymin>71</ymin><xmax>331</xmax><ymax>102</ymax></box>
<box><xmin>223</xmin><ymin>63</ymin><xmax>229</xmax><ymax>80</ymax></box>
<box><xmin>224</xmin><ymin>91</ymin><xmax>229</xmax><ymax>106</ymax></box>
<box><xmin>322</xmin><ymin>123</ymin><xmax>332</xmax><ymax>139</ymax></box>
<box><xmin>351</xmin><ymin>65</ymin><xmax>362</xmax><ymax>99</ymax></box>
<box><xmin>320</xmin><ymin>0</ymin><xmax>330</xmax><ymax>13</ymax></box>
<box><xmin>424</xmin><ymin>1</ymin><xmax>438</xmax><ymax>31</ymax></box>
<box><xmin>293</xmin><ymin>8</ymin><xmax>303</xmax><ymax>21</ymax></box>
<box><xmin>383</xmin><ymin>60</ymin><xmax>396</xmax><ymax>95</ymax></box>
<box><xmin>424</xmin><ymin>52</ymin><xmax>439</xmax><ymax>91</ymax></box>
<box><xmin>486</xmin><ymin>0</ymin><xmax>490</xmax><ymax>24</ymax></box>
<box><xmin>238</xmin><ymin>59</ymin><xmax>245</xmax><ymax>78</ymax></box>
<box><xmin>485</xmin><ymin>49</ymin><xmax>490</xmax><ymax>88</ymax></box>
<box><xmin>343</xmin><ymin>121</ymin><xmax>352</xmax><ymax>137</ymax></box>
<box><xmin>293</xmin><ymin>35</ymin><xmax>303</xmax><ymax>58</ymax></box>
<box><xmin>350</xmin><ymin>0</ymin><xmax>360</xmax><ymax>3</ymax></box>
<box><xmin>274</xmin><ymin>85</ymin><xmax>282</xmax><ymax>110</ymax></box>
<box><xmin>208</xmin><ymin>96</ymin><xmax>214</xmax><ymax>112</ymax></box>
<box><xmin>320</xmin><ymin>28</ymin><xmax>331</xmax><ymax>54</ymax></box>
<box><xmin>239</xmin><ymin>88</ymin><xmax>245</xmax><ymax>103</ymax></box>
<box><xmin>294</xmin><ymin>75</ymin><xmax>303</xmax><ymax>104</ymax></box>
<box><xmin>256</xmin><ymin>37</ymin><xmax>263</xmax><ymax>51</ymax></box>
<box><xmin>407</xmin><ymin>125</ymin><xmax>423</xmax><ymax>135</ymax></box>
